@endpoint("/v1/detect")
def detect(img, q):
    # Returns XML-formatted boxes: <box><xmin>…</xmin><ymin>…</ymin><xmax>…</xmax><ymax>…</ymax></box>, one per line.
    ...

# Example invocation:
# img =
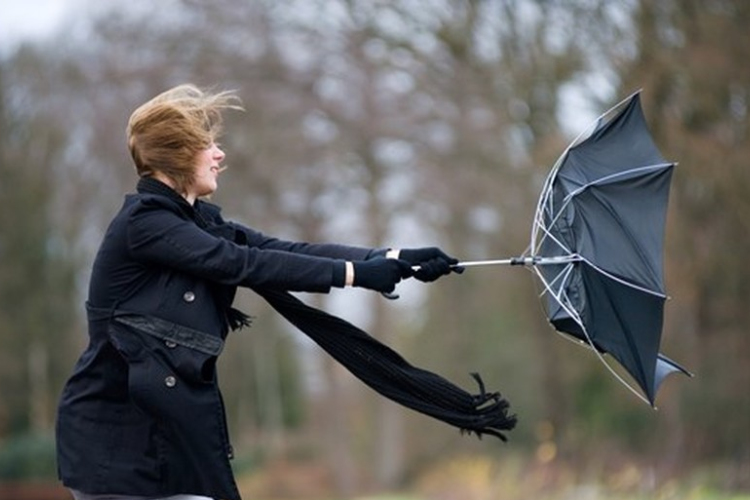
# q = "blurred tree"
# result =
<box><xmin>615</xmin><ymin>0</ymin><xmax>750</xmax><ymax>472</ymax></box>
<box><xmin>351</xmin><ymin>0</ymin><xmax>621</xmax><ymax>460</ymax></box>
<box><xmin>0</xmin><ymin>48</ymin><xmax>79</xmax><ymax>438</ymax></box>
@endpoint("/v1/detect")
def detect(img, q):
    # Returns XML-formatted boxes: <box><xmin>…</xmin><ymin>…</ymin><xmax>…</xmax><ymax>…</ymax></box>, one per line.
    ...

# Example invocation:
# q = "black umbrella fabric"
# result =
<box><xmin>530</xmin><ymin>91</ymin><xmax>690</xmax><ymax>405</ymax></box>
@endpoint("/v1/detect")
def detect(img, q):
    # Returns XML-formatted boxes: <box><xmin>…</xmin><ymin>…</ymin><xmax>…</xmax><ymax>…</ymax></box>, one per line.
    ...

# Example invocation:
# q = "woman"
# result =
<box><xmin>55</xmin><ymin>84</ymin><xmax>461</xmax><ymax>500</ymax></box>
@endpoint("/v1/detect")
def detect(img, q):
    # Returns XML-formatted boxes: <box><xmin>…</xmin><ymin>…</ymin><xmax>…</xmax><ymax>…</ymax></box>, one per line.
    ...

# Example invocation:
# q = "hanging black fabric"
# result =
<box><xmin>255</xmin><ymin>288</ymin><xmax>516</xmax><ymax>440</ymax></box>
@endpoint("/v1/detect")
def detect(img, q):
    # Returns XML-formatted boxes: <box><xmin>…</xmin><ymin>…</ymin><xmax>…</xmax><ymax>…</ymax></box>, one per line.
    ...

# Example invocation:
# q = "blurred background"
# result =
<box><xmin>0</xmin><ymin>1</ymin><xmax>748</xmax><ymax>499</ymax></box>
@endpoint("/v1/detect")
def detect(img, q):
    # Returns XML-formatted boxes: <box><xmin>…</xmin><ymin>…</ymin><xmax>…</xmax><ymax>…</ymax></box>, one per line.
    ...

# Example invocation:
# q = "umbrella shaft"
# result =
<box><xmin>407</xmin><ymin>256</ymin><xmax>580</xmax><ymax>271</ymax></box>
<box><xmin>446</xmin><ymin>256</ymin><xmax>580</xmax><ymax>269</ymax></box>
<box><xmin>454</xmin><ymin>258</ymin><xmax>518</xmax><ymax>267</ymax></box>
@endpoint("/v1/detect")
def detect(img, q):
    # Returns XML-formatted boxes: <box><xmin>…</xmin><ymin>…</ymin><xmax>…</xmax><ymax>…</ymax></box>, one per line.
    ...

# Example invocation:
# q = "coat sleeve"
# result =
<box><xmin>229</xmin><ymin>221</ymin><xmax>386</xmax><ymax>261</ymax></box>
<box><xmin>126</xmin><ymin>199</ymin><xmax>345</xmax><ymax>292</ymax></box>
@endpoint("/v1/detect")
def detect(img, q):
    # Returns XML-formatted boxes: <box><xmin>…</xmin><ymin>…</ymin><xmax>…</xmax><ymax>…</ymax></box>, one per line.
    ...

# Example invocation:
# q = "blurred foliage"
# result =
<box><xmin>0</xmin><ymin>58</ymin><xmax>79</xmax><ymax>438</ymax></box>
<box><xmin>408</xmin><ymin>453</ymin><xmax>750</xmax><ymax>500</ymax></box>
<box><xmin>0</xmin><ymin>433</ymin><xmax>56</xmax><ymax>480</ymax></box>
<box><xmin>0</xmin><ymin>0</ymin><xmax>747</xmax><ymax>494</ymax></box>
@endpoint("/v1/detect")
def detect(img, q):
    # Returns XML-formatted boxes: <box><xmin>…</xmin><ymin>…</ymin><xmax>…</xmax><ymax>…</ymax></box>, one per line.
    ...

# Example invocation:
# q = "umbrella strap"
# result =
<box><xmin>254</xmin><ymin>288</ymin><xmax>517</xmax><ymax>440</ymax></box>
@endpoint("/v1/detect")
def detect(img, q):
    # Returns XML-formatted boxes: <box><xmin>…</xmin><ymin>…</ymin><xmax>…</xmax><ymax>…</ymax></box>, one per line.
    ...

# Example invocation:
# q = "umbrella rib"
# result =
<box><xmin>579</xmin><ymin>254</ymin><xmax>665</xmax><ymax>298</ymax></box>
<box><xmin>532</xmin><ymin>264</ymin><xmax>579</xmax><ymax>320</ymax></box>
<box><xmin>530</xmin><ymin>89</ymin><xmax>643</xmax><ymax>253</ymax></box>
<box><xmin>537</xmin><ymin>224</ymin><xmax>573</xmax><ymax>256</ymax></box>
<box><xmin>533</xmin><ymin>194</ymin><xmax>666</xmax><ymax>296</ymax></box>
<box><xmin>580</xmin><ymin>331</ymin><xmax>653</xmax><ymax>406</ymax></box>
<box><xmin>556</xmin><ymin>164</ymin><xmax>674</xmax><ymax>292</ymax></box>
<box><xmin>536</xmin><ymin>261</ymin><xmax>576</xmax><ymax>300</ymax></box>
<box><xmin>531</xmin><ymin>196</ymin><xmax>577</xmax><ymax>257</ymax></box>
<box><xmin>590</xmin><ymin>193</ymin><xmax>662</xmax><ymax>291</ymax></box>
<box><xmin>595</xmin><ymin>274</ymin><xmax>655</xmax><ymax>404</ymax></box>
<box><xmin>533</xmin><ymin>265</ymin><xmax>652</xmax><ymax>405</ymax></box>
<box><xmin>531</xmin><ymin>159</ymin><xmax>566</xmax><ymax>251</ymax></box>
<box><xmin>532</xmin><ymin>255</ymin><xmax>662</xmax><ymax>404</ymax></box>
<box><xmin>562</xmin><ymin>163</ymin><xmax>674</xmax><ymax>203</ymax></box>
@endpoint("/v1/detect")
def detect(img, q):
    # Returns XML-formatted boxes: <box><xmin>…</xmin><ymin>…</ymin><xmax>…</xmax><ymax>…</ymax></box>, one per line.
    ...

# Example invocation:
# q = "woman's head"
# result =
<box><xmin>126</xmin><ymin>84</ymin><xmax>241</xmax><ymax>195</ymax></box>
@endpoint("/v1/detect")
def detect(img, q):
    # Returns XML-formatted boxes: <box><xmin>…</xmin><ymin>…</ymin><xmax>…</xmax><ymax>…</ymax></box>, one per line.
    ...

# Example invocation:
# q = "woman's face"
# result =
<box><xmin>188</xmin><ymin>141</ymin><xmax>226</xmax><ymax>200</ymax></box>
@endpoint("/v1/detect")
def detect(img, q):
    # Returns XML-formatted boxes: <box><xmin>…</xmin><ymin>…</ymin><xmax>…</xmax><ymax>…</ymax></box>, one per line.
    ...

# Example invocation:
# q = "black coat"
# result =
<box><xmin>56</xmin><ymin>178</ymin><xmax>376</xmax><ymax>499</ymax></box>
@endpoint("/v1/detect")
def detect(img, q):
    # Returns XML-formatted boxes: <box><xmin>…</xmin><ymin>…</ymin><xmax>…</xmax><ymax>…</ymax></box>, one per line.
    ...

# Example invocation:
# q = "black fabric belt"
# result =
<box><xmin>86</xmin><ymin>303</ymin><xmax>224</xmax><ymax>356</ymax></box>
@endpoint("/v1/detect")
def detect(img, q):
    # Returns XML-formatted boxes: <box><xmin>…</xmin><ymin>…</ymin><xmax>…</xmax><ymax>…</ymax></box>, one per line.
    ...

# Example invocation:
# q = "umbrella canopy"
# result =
<box><xmin>529</xmin><ymin>91</ymin><xmax>690</xmax><ymax>405</ymax></box>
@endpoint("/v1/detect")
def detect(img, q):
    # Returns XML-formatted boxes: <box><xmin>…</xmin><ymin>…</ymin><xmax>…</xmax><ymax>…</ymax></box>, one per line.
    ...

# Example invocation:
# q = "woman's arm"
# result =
<box><xmin>127</xmin><ymin>200</ymin><xmax>346</xmax><ymax>292</ymax></box>
<box><xmin>229</xmin><ymin>221</ymin><xmax>386</xmax><ymax>261</ymax></box>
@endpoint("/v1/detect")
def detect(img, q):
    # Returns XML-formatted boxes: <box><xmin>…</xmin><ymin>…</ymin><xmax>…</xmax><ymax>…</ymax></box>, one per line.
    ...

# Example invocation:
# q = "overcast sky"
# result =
<box><xmin>0</xmin><ymin>0</ymin><xmax>602</xmax><ymax>134</ymax></box>
<box><xmin>0</xmin><ymin>0</ymin><xmax>79</xmax><ymax>49</ymax></box>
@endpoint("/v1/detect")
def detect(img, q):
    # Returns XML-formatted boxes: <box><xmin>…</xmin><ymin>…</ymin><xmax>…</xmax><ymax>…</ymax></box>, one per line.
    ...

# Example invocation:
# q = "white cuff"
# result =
<box><xmin>345</xmin><ymin>261</ymin><xmax>355</xmax><ymax>287</ymax></box>
<box><xmin>385</xmin><ymin>248</ymin><xmax>401</xmax><ymax>259</ymax></box>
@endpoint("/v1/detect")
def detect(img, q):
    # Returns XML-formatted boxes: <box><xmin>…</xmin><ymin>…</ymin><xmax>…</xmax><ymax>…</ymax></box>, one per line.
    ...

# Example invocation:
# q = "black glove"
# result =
<box><xmin>399</xmin><ymin>247</ymin><xmax>463</xmax><ymax>282</ymax></box>
<box><xmin>411</xmin><ymin>257</ymin><xmax>452</xmax><ymax>282</ymax></box>
<box><xmin>353</xmin><ymin>258</ymin><xmax>414</xmax><ymax>293</ymax></box>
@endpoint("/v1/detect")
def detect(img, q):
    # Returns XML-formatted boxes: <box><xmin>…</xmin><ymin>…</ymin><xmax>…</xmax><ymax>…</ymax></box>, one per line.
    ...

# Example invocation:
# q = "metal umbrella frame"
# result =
<box><xmin>447</xmin><ymin>90</ymin><xmax>690</xmax><ymax>406</ymax></box>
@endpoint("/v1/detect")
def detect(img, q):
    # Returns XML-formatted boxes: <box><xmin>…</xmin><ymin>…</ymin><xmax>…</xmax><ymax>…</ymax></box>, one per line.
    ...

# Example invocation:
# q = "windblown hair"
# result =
<box><xmin>126</xmin><ymin>84</ymin><xmax>242</xmax><ymax>194</ymax></box>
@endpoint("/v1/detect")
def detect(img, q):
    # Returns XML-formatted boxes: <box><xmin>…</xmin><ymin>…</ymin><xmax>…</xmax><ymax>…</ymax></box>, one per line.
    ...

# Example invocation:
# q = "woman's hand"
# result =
<box><xmin>396</xmin><ymin>247</ymin><xmax>463</xmax><ymax>282</ymax></box>
<box><xmin>352</xmin><ymin>258</ymin><xmax>414</xmax><ymax>293</ymax></box>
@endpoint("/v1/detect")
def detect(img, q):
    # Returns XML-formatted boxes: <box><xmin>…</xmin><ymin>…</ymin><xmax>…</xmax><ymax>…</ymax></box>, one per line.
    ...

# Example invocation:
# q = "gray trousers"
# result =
<box><xmin>70</xmin><ymin>490</ymin><xmax>212</xmax><ymax>500</ymax></box>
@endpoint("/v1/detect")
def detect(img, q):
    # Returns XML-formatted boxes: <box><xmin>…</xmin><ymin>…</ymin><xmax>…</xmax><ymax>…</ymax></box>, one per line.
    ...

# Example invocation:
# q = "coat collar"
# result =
<box><xmin>137</xmin><ymin>176</ymin><xmax>189</xmax><ymax>206</ymax></box>
<box><xmin>136</xmin><ymin>177</ymin><xmax>211</xmax><ymax>229</ymax></box>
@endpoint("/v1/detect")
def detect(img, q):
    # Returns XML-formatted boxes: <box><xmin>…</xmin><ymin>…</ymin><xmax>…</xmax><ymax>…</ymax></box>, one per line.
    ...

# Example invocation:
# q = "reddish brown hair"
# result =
<box><xmin>126</xmin><ymin>84</ymin><xmax>241</xmax><ymax>193</ymax></box>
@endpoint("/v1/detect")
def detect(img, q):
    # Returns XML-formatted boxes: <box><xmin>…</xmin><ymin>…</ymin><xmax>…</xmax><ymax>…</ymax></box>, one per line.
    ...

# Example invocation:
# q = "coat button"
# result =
<box><xmin>165</xmin><ymin>340</ymin><xmax>177</xmax><ymax>348</ymax></box>
<box><xmin>165</xmin><ymin>375</ymin><xmax>177</xmax><ymax>388</ymax></box>
<box><xmin>183</xmin><ymin>291</ymin><xmax>195</xmax><ymax>303</ymax></box>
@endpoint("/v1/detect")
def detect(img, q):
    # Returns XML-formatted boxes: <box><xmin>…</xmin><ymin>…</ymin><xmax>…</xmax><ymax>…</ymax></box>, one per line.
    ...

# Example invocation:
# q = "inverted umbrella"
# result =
<box><xmin>445</xmin><ymin>91</ymin><xmax>691</xmax><ymax>406</ymax></box>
